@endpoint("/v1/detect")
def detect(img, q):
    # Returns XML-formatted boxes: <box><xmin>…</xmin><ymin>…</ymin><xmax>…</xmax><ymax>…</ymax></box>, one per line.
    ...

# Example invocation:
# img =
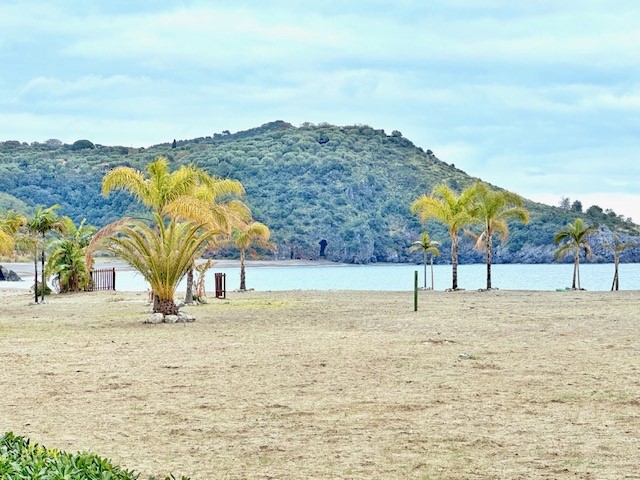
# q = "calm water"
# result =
<box><xmin>113</xmin><ymin>262</ymin><xmax>637</xmax><ymax>292</ymax></box>
<box><xmin>3</xmin><ymin>262</ymin><xmax>638</xmax><ymax>292</ymax></box>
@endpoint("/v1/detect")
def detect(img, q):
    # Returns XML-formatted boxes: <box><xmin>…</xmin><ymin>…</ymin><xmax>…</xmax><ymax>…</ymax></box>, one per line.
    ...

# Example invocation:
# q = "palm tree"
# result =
<box><xmin>102</xmin><ymin>157</ymin><xmax>247</xmax><ymax>304</ymax></box>
<box><xmin>408</xmin><ymin>232</ymin><xmax>440</xmax><ymax>289</ymax></box>
<box><xmin>46</xmin><ymin>217</ymin><xmax>97</xmax><ymax>293</ymax></box>
<box><xmin>602</xmin><ymin>233</ymin><xmax>635</xmax><ymax>291</ymax></box>
<box><xmin>468</xmin><ymin>183</ymin><xmax>530</xmax><ymax>290</ymax></box>
<box><xmin>101</xmin><ymin>214</ymin><xmax>214</xmax><ymax>315</ymax></box>
<box><xmin>102</xmin><ymin>156</ymin><xmax>214</xmax><ymax>216</ymax></box>
<box><xmin>26</xmin><ymin>205</ymin><xmax>65</xmax><ymax>303</ymax></box>
<box><xmin>554</xmin><ymin>218</ymin><xmax>598</xmax><ymax>290</ymax></box>
<box><xmin>232</xmin><ymin>221</ymin><xmax>275</xmax><ymax>291</ymax></box>
<box><xmin>410</xmin><ymin>184</ymin><xmax>475</xmax><ymax>290</ymax></box>
<box><xmin>164</xmin><ymin>179</ymin><xmax>249</xmax><ymax>303</ymax></box>
<box><xmin>0</xmin><ymin>210</ymin><xmax>26</xmax><ymax>256</ymax></box>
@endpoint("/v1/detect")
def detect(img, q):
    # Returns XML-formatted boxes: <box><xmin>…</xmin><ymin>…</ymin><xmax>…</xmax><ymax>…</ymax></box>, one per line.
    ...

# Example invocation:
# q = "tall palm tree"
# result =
<box><xmin>602</xmin><ymin>233</ymin><xmax>635</xmax><ymax>291</ymax></box>
<box><xmin>164</xmin><ymin>179</ymin><xmax>249</xmax><ymax>303</ymax></box>
<box><xmin>468</xmin><ymin>183</ymin><xmax>530</xmax><ymax>290</ymax></box>
<box><xmin>554</xmin><ymin>218</ymin><xmax>597</xmax><ymax>290</ymax></box>
<box><xmin>0</xmin><ymin>210</ymin><xmax>26</xmax><ymax>256</ymax></box>
<box><xmin>46</xmin><ymin>217</ymin><xmax>97</xmax><ymax>293</ymax></box>
<box><xmin>408</xmin><ymin>231</ymin><xmax>440</xmax><ymax>289</ymax></box>
<box><xmin>232</xmin><ymin>221</ymin><xmax>275</xmax><ymax>291</ymax></box>
<box><xmin>410</xmin><ymin>184</ymin><xmax>475</xmax><ymax>290</ymax></box>
<box><xmin>101</xmin><ymin>156</ymin><xmax>214</xmax><ymax>216</ymax></box>
<box><xmin>101</xmin><ymin>214</ymin><xmax>214</xmax><ymax>315</ymax></box>
<box><xmin>27</xmin><ymin>205</ymin><xmax>65</xmax><ymax>303</ymax></box>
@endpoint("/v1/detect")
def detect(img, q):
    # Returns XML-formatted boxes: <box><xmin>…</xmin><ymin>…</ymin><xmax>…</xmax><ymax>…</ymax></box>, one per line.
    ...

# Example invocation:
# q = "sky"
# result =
<box><xmin>1</xmin><ymin>1</ymin><xmax>640</xmax><ymax>221</ymax></box>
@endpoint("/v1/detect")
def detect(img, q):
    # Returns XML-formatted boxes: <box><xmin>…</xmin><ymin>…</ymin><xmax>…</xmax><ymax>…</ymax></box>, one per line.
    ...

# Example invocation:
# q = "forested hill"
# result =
<box><xmin>1</xmin><ymin>121</ymin><xmax>638</xmax><ymax>264</ymax></box>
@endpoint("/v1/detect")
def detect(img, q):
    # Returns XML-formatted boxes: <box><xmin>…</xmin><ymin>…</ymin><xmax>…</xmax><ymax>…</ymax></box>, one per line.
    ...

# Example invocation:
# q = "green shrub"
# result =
<box><xmin>0</xmin><ymin>432</ymin><xmax>190</xmax><ymax>480</ymax></box>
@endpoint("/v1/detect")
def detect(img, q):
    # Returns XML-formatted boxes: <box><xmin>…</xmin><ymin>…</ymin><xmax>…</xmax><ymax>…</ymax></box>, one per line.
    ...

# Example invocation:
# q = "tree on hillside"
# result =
<box><xmin>408</xmin><ymin>231</ymin><xmax>440</xmax><ymax>290</ymax></box>
<box><xmin>554</xmin><ymin>218</ymin><xmax>597</xmax><ymax>290</ymax></box>
<box><xmin>467</xmin><ymin>183</ymin><xmax>530</xmax><ymax>290</ymax></box>
<box><xmin>46</xmin><ymin>217</ymin><xmax>97</xmax><ymax>293</ymax></box>
<box><xmin>411</xmin><ymin>184</ymin><xmax>475</xmax><ymax>290</ymax></box>
<box><xmin>0</xmin><ymin>210</ymin><xmax>26</xmax><ymax>256</ymax></box>
<box><xmin>232</xmin><ymin>221</ymin><xmax>274</xmax><ymax>291</ymax></box>
<box><xmin>571</xmin><ymin>200</ymin><xmax>583</xmax><ymax>213</ymax></box>
<box><xmin>27</xmin><ymin>205</ymin><xmax>65</xmax><ymax>303</ymax></box>
<box><xmin>602</xmin><ymin>233</ymin><xmax>635</xmax><ymax>291</ymax></box>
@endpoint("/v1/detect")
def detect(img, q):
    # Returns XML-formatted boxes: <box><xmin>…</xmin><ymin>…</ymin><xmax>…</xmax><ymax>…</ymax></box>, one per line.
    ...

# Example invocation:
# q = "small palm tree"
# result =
<box><xmin>602</xmin><ymin>233</ymin><xmax>635</xmax><ymax>291</ymax></box>
<box><xmin>554</xmin><ymin>218</ymin><xmax>598</xmax><ymax>290</ymax></box>
<box><xmin>410</xmin><ymin>184</ymin><xmax>475</xmax><ymax>290</ymax></box>
<box><xmin>232</xmin><ymin>221</ymin><xmax>275</xmax><ymax>291</ymax></box>
<box><xmin>26</xmin><ymin>205</ymin><xmax>65</xmax><ymax>303</ymax></box>
<box><xmin>101</xmin><ymin>214</ymin><xmax>214</xmax><ymax>315</ymax></box>
<box><xmin>102</xmin><ymin>157</ymin><xmax>248</xmax><ymax>304</ymax></box>
<box><xmin>0</xmin><ymin>210</ymin><xmax>26</xmax><ymax>256</ymax></box>
<box><xmin>468</xmin><ymin>183</ymin><xmax>530</xmax><ymax>290</ymax></box>
<box><xmin>409</xmin><ymin>232</ymin><xmax>440</xmax><ymax>289</ymax></box>
<box><xmin>46</xmin><ymin>217</ymin><xmax>97</xmax><ymax>292</ymax></box>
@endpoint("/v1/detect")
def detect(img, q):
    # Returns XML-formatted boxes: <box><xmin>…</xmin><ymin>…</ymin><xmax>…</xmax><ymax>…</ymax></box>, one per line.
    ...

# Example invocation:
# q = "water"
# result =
<box><xmin>113</xmin><ymin>262</ymin><xmax>635</xmax><ymax>292</ymax></box>
<box><xmin>3</xmin><ymin>261</ymin><xmax>637</xmax><ymax>292</ymax></box>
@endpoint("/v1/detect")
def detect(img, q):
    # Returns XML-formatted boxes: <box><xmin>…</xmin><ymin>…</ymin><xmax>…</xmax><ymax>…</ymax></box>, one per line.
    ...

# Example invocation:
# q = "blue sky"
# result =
<box><xmin>2</xmin><ymin>1</ymin><xmax>640</xmax><ymax>220</ymax></box>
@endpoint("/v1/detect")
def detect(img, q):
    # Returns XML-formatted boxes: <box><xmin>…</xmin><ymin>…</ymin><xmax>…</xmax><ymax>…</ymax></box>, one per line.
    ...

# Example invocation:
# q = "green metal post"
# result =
<box><xmin>414</xmin><ymin>270</ymin><xmax>418</xmax><ymax>312</ymax></box>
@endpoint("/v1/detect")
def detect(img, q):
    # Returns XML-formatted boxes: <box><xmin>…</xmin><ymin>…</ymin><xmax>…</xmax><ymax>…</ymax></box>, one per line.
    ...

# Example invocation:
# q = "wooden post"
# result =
<box><xmin>112</xmin><ymin>268</ymin><xmax>116</xmax><ymax>291</ymax></box>
<box><xmin>414</xmin><ymin>270</ymin><xmax>418</xmax><ymax>312</ymax></box>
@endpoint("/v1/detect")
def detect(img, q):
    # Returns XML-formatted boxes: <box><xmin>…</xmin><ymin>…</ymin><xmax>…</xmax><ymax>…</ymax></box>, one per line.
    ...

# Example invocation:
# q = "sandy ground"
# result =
<box><xmin>1</xmin><ymin>288</ymin><xmax>639</xmax><ymax>479</ymax></box>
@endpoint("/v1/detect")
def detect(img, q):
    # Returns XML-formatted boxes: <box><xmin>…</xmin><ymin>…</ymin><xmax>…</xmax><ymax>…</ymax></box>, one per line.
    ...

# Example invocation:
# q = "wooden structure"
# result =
<box><xmin>215</xmin><ymin>272</ymin><xmax>226</xmax><ymax>299</ymax></box>
<box><xmin>90</xmin><ymin>268</ymin><xmax>116</xmax><ymax>291</ymax></box>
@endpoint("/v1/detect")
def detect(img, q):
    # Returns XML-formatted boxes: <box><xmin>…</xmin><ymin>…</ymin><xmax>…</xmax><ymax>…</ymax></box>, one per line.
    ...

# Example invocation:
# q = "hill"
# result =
<box><xmin>0</xmin><ymin>122</ymin><xmax>637</xmax><ymax>264</ymax></box>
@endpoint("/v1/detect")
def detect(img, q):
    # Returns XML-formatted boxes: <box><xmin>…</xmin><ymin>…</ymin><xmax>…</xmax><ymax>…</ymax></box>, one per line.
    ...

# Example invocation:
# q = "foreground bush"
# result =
<box><xmin>0</xmin><ymin>432</ymin><xmax>189</xmax><ymax>480</ymax></box>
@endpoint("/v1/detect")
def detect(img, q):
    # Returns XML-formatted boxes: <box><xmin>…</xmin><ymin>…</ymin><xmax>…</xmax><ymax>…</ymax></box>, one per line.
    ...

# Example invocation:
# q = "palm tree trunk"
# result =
<box><xmin>156</xmin><ymin>297</ymin><xmax>179</xmax><ymax>315</ymax></box>
<box><xmin>451</xmin><ymin>234</ymin><xmax>459</xmax><ymax>290</ymax></box>
<box><xmin>41</xmin><ymin>232</ymin><xmax>46</xmax><ymax>302</ymax></box>
<box><xmin>430</xmin><ymin>256</ymin><xmax>434</xmax><ymax>290</ymax></box>
<box><xmin>571</xmin><ymin>252</ymin><xmax>577</xmax><ymax>289</ymax></box>
<box><xmin>576</xmin><ymin>253</ymin><xmax>581</xmax><ymax>290</ymax></box>
<box><xmin>423</xmin><ymin>251</ymin><xmax>427</xmax><ymax>289</ymax></box>
<box><xmin>486</xmin><ymin>232</ymin><xmax>492</xmax><ymax>290</ymax></box>
<box><xmin>33</xmin><ymin>243</ymin><xmax>39</xmax><ymax>304</ymax></box>
<box><xmin>612</xmin><ymin>255</ymin><xmax>619</xmax><ymax>291</ymax></box>
<box><xmin>240</xmin><ymin>249</ymin><xmax>246</xmax><ymax>291</ymax></box>
<box><xmin>184</xmin><ymin>263</ymin><xmax>194</xmax><ymax>304</ymax></box>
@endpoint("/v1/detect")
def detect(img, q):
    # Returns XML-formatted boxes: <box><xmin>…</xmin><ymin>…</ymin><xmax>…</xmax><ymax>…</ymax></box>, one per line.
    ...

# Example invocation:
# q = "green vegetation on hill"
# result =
<box><xmin>0</xmin><ymin>121</ymin><xmax>637</xmax><ymax>263</ymax></box>
<box><xmin>0</xmin><ymin>192</ymin><xmax>31</xmax><ymax>213</ymax></box>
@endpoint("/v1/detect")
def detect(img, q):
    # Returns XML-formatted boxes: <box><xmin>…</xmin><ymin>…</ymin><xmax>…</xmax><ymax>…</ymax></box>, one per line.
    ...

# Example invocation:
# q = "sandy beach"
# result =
<box><xmin>1</xmin><ymin>288</ymin><xmax>639</xmax><ymax>479</ymax></box>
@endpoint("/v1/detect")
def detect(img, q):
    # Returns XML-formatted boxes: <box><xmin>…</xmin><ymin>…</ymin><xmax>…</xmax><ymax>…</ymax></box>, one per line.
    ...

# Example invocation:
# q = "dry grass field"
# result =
<box><xmin>1</xmin><ymin>288</ymin><xmax>639</xmax><ymax>479</ymax></box>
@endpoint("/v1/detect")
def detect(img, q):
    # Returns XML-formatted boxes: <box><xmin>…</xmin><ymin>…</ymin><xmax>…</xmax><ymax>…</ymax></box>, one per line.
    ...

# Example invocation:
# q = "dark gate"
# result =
<box><xmin>90</xmin><ymin>268</ymin><xmax>116</xmax><ymax>291</ymax></box>
<box><xmin>215</xmin><ymin>272</ymin><xmax>226</xmax><ymax>299</ymax></box>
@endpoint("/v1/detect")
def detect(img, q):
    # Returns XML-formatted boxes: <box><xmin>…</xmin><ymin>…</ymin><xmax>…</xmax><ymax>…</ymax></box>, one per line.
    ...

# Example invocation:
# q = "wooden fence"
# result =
<box><xmin>90</xmin><ymin>268</ymin><xmax>116</xmax><ymax>291</ymax></box>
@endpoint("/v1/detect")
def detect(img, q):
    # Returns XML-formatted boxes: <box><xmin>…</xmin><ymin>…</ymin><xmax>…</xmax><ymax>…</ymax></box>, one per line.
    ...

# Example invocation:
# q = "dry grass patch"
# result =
<box><xmin>1</xmin><ymin>288</ymin><xmax>639</xmax><ymax>479</ymax></box>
